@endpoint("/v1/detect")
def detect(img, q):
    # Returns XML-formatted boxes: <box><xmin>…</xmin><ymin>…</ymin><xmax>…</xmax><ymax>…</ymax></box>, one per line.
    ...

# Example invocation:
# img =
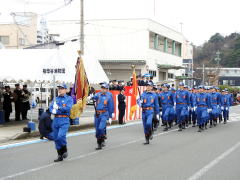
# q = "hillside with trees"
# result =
<box><xmin>193</xmin><ymin>32</ymin><xmax>240</xmax><ymax>67</ymax></box>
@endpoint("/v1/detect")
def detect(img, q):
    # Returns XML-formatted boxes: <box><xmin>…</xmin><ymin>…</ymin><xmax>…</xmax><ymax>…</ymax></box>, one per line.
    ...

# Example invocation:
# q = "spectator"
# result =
<box><xmin>3</xmin><ymin>86</ymin><xmax>13</xmax><ymax>122</ymax></box>
<box><xmin>21</xmin><ymin>85</ymin><xmax>31</xmax><ymax>120</ymax></box>
<box><xmin>13</xmin><ymin>84</ymin><xmax>23</xmax><ymax>121</ymax></box>
<box><xmin>118</xmin><ymin>88</ymin><xmax>126</xmax><ymax>125</ymax></box>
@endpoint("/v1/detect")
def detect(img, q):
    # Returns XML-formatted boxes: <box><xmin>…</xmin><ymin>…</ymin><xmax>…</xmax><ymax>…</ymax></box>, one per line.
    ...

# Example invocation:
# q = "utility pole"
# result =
<box><xmin>153</xmin><ymin>0</ymin><xmax>156</xmax><ymax>17</ymax></box>
<box><xmin>80</xmin><ymin>0</ymin><xmax>84</xmax><ymax>55</ymax></box>
<box><xmin>202</xmin><ymin>63</ymin><xmax>205</xmax><ymax>85</ymax></box>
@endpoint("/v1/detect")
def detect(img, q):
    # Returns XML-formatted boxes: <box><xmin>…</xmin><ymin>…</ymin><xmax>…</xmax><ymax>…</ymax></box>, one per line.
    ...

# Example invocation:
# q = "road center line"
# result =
<box><xmin>187</xmin><ymin>141</ymin><xmax>240</xmax><ymax>180</ymax></box>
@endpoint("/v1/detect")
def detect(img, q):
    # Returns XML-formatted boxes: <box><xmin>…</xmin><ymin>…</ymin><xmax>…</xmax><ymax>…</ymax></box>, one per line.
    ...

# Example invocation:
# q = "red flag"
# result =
<box><xmin>130</xmin><ymin>68</ymin><xmax>138</xmax><ymax>117</ymax></box>
<box><xmin>70</xmin><ymin>56</ymin><xmax>89</xmax><ymax>119</ymax></box>
<box><xmin>75</xmin><ymin>57</ymin><xmax>89</xmax><ymax>101</ymax></box>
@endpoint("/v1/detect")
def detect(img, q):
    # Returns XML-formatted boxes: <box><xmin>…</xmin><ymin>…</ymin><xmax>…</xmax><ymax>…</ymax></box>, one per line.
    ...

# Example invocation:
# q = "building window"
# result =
<box><xmin>19</xmin><ymin>38</ymin><xmax>25</xmax><ymax>46</ymax></box>
<box><xmin>175</xmin><ymin>43</ymin><xmax>182</xmax><ymax>57</ymax></box>
<box><xmin>149</xmin><ymin>32</ymin><xmax>155</xmax><ymax>49</ymax></box>
<box><xmin>229</xmin><ymin>80</ymin><xmax>235</xmax><ymax>86</ymax></box>
<box><xmin>0</xmin><ymin>36</ymin><xmax>9</xmax><ymax>45</ymax></box>
<box><xmin>149</xmin><ymin>70</ymin><xmax>156</xmax><ymax>77</ymax></box>
<box><xmin>168</xmin><ymin>73</ymin><xmax>174</xmax><ymax>79</ymax></box>
<box><xmin>223</xmin><ymin>80</ymin><xmax>228</xmax><ymax>85</ymax></box>
<box><xmin>167</xmin><ymin>39</ymin><xmax>173</xmax><ymax>54</ymax></box>
<box><xmin>158</xmin><ymin>36</ymin><xmax>164</xmax><ymax>52</ymax></box>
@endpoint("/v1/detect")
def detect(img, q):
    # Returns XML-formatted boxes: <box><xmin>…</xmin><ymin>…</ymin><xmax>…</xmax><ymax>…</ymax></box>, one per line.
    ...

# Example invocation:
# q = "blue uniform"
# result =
<box><xmin>195</xmin><ymin>93</ymin><xmax>211</xmax><ymax>126</ymax></box>
<box><xmin>221</xmin><ymin>94</ymin><xmax>230</xmax><ymax>122</ymax></box>
<box><xmin>209</xmin><ymin>92</ymin><xmax>221</xmax><ymax>120</ymax></box>
<box><xmin>140</xmin><ymin>91</ymin><xmax>159</xmax><ymax>136</ymax></box>
<box><xmin>190</xmin><ymin>93</ymin><xmax>197</xmax><ymax>126</ymax></box>
<box><xmin>92</xmin><ymin>92</ymin><xmax>114</xmax><ymax>139</ymax></box>
<box><xmin>175</xmin><ymin>89</ymin><xmax>190</xmax><ymax>125</ymax></box>
<box><xmin>159</xmin><ymin>91</ymin><xmax>175</xmax><ymax>125</ymax></box>
<box><xmin>49</xmin><ymin>95</ymin><xmax>73</xmax><ymax>150</ymax></box>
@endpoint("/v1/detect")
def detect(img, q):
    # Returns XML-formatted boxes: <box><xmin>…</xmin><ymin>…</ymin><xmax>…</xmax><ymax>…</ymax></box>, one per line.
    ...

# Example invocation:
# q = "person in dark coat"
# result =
<box><xmin>3</xmin><ymin>86</ymin><xmax>13</xmax><ymax>122</ymax></box>
<box><xmin>118</xmin><ymin>88</ymin><xmax>126</xmax><ymax>124</ymax></box>
<box><xmin>21</xmin><ymin>85</ymin><xmax>31</xmax><ymax>120</ymax></box>
<box><xmin>38</xmin><ymin>109</ymin><xmax>54</xmax><ymax>140</ymax></box>
<box><xmin>13</xmin><ymin>84</ymin><xmax>23</xmax><ymax>121</ymax></box>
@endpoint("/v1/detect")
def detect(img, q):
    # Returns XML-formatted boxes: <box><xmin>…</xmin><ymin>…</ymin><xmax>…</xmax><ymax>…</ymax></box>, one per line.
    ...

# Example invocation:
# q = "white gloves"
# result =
<box><xmin>221</xmin><ymin>106</ymin><xmax>224</xmax><ymax>110</ymax></box>
<box><xmin>137</xmin><ymin>99</ymin><xmax>143</xmax><ymax>106</ymax></box>
<box><xmin>156</xmin><ymin>114</ymin><xmax>160</xmax><ymax>120</ymax></box>
<box><xmin>207</xmin><ymin>109</ymin><xmax>212</xmax><ymax>113</ymax></box>
<box><xmin>108</xmin><ymin>118</ymin><xmax>112</xmax><ymax>125</ymax></box>
<box><xmin>53</xmin><ymin>102</ymin><xmax>59</xmax><ymax>110</ymax></box>
<box><xmin>112</xmin><ymin>113</ymin><xmax>115</xmax><ymax>118</ymax></box>
<box><xmin>226</xmin><ymin>107</ymin><xmax>229</xmax><ymax>111</ymax></box>
<box><xmin>193</xmin><ymin>106</ymin><xmax>197</xmax><ymax>111</ymax></box>
<box><xmin>52</xmin><ymin>108</ymin><xmax>57</xmax><ymax>114</ymax></box>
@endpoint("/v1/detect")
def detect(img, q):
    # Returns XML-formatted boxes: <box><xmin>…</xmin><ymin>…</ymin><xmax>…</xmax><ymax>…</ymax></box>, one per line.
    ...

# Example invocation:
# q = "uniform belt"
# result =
<box><xmin>177</xmin><ymin>103</ymin><xmax>187</xmax><ymax>104</ymax></box>
<box><xmin>55</xmin><ymin>115</ymin><xmax>69</xmax><ymax>118</ymax></box>
<box><xmin>142</xmin><ymin>107</ymin><xmax>153</xmax><ymax>110</ymax></box>
<box><xmin>198</xmin><ymin>105</ymin><xmax>208</xmax><ymax>107</ymax></box>
<box><xmin>96</xmin><ymin>110</ymin><xmax>107</xmax><ymax>113</ymax></box>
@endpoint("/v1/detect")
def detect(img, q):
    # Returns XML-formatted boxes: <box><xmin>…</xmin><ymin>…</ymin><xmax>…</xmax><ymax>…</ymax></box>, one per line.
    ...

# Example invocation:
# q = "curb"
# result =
<box><xmin>10</xmin><ymin>120</ymin><xmax>121</xmax><ymax>140</ymax></box>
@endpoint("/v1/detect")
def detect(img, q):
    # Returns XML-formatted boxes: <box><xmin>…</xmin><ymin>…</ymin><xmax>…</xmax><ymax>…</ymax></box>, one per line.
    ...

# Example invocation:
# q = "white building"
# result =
<box><xmin>48</xmin><ymin>18</ymin><xmax>193</xmax><ymax>83</ymax></box>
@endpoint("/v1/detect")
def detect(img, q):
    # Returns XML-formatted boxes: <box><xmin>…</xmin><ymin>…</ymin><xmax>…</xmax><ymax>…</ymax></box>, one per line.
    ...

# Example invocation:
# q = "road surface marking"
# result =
<box><xmin>0</xmin><ymin>128</ymin><xmax>178</xmax><ymax>180</ymax></box>
<box><xmin>0</xmin><ymin>121</ymin><xmax>142</xmax><ymax>150</ymax></box>
<box><xmin>187</xmin><ymin>141</ymin><xmax>240</xmax><ymax>180</ymax></box>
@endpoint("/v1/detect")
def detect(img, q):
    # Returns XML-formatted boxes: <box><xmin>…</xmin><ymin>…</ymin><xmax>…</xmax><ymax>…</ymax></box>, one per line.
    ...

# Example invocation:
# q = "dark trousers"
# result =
<box><xmin>118</xmin><ymin>105</ymin><xmax>126</xmax><ymax>124</ymax></box>
<box><xmin>4</xmin><ymin>110</ymin><xmax>11</xmax><ymax>122</ymax></box>
<box><xmin>22</xmin><ymin>102</ymin><xmax>30</xmax><ymax>119</ymax></box>
<box><xmin>15</xmin><ymin>102</ymin><xmax>21</xmax><ymax>120</ymax></box>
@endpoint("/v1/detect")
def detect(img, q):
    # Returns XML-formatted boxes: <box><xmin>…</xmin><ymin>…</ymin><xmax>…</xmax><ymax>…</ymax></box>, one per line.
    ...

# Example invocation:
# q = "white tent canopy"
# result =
<box><xmin>0</xmin><ymin>48</ymin><xmax>109</xmax><ymax>86</ymax></box>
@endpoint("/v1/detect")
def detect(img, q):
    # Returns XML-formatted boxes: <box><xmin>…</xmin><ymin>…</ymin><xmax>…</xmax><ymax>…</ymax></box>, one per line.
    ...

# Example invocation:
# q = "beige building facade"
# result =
<box><xmin>0</xmin><ymin>12</ymin><xmax>37</xmax><ymax>49</ymax></box>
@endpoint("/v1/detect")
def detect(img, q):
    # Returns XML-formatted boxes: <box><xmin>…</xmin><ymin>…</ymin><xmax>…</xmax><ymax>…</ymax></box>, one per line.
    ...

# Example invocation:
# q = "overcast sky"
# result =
<box><xmin>1</xmin><ymin>0</ymin><xmax>239</xmax><ymax>45</ymax></box>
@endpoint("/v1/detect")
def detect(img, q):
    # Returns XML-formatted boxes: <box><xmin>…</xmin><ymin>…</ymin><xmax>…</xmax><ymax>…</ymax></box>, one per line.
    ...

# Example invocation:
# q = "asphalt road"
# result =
<box><xmin>0</xmin><ymin>105</ymin><xmax>240</xmax><ymax>180</ymax></box>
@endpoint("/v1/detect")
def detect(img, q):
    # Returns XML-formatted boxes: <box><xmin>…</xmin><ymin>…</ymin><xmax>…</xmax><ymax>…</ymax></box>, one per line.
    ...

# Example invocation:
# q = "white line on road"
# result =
<box><xmin>0</xmin><ymin>128</ymin><xmax>178</xmax><ymax>180</ymax></box>
<box><xmin>187</xmin><ymin>141</ymin><xmax>240</xmax><ymax>180</ymax></box>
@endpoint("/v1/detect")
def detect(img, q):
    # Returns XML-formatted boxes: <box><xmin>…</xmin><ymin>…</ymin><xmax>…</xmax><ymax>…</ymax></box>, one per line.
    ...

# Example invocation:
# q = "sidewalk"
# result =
<box><xmin>0</xmin><ymin>117</ymin><xmax>96</xmax><ymax>144</ymax></box>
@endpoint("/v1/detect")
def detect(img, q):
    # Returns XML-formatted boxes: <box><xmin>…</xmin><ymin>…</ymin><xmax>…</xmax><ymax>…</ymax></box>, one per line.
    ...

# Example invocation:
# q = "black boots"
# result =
<box><xmin>224</xmin><ymin>119</ymin><xmax>227</xmax><ymax>124</ymax></box>
<box><xmin>54</xmin><ymin>146</ymin><xmax>68</xmax><ymax>162</ymax></box>
<box><xmin>144</xmin><ymin>136</ymin><xmax>150</xmax><ymax>145</ymax></box>
<box><xmin>178</xmin><ymin>123</ymin><xmax>182</xmax><ymax>131</ymax></box>
<box><xmin>144</xmin><ymin>131</ymin><xmax>153</xmax><ymax>145</ymax></box>
<box><xmin>54</xmin><ymin>149</ymin><xmax>63</xmax><ymax>162</ymax></box>
<box><xmin>62</xmin><ymin>146</ymin><xmax>68</xmax><ymax>159</ymax></box>
<box><xmin>96</xmin><ymin>139</ymin><xmax>103</xmax><ymax>150</ymax></box>
<box><xmin>198</xmin><ymin>125</ymin><xmax>202</xmax><ymax>132</ymax></box>
<box><xmin>163</xmin><ymin>123</ymin><xmax>168</xmax><ymax>131</ymax></box>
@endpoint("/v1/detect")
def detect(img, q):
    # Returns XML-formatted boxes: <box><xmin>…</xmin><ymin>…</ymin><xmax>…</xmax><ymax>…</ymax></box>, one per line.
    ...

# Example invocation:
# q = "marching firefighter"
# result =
<box><xmin>138</xmin><ymin>82</ymin><xmax>159</xmax><ymax>145</ymax></box>
<box><xmin>49</xmin><ymin>84</ymin><xmax>73</xmax><ymax>162</ymax></box>
<box><xmin>195</xmin><ymin>86</ymin><xmax>211</xmax><ymax>132</ymax></box>
<box><xmin>175</xmin><ymin>82</ymin><xmax>190</xmax><ymax>131</ymax></box>
<box><xmin>158</xmin><ymin>84</ymin><xmax>175</xmax><ymax>131</ymax></box>
<box><xmin>209</xmin><ymin>87</ymin><xmax>221</xmax><ymax>128</ymax></box>
<box><xmin>221</xmin><ymin>89</ymin><xmax>231</xmax><ymax>124</ymax></box>
<box><xmin>92</xmin><ymin>82</ymin><xmax>114</xmax><ymax>150</ymax></box>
